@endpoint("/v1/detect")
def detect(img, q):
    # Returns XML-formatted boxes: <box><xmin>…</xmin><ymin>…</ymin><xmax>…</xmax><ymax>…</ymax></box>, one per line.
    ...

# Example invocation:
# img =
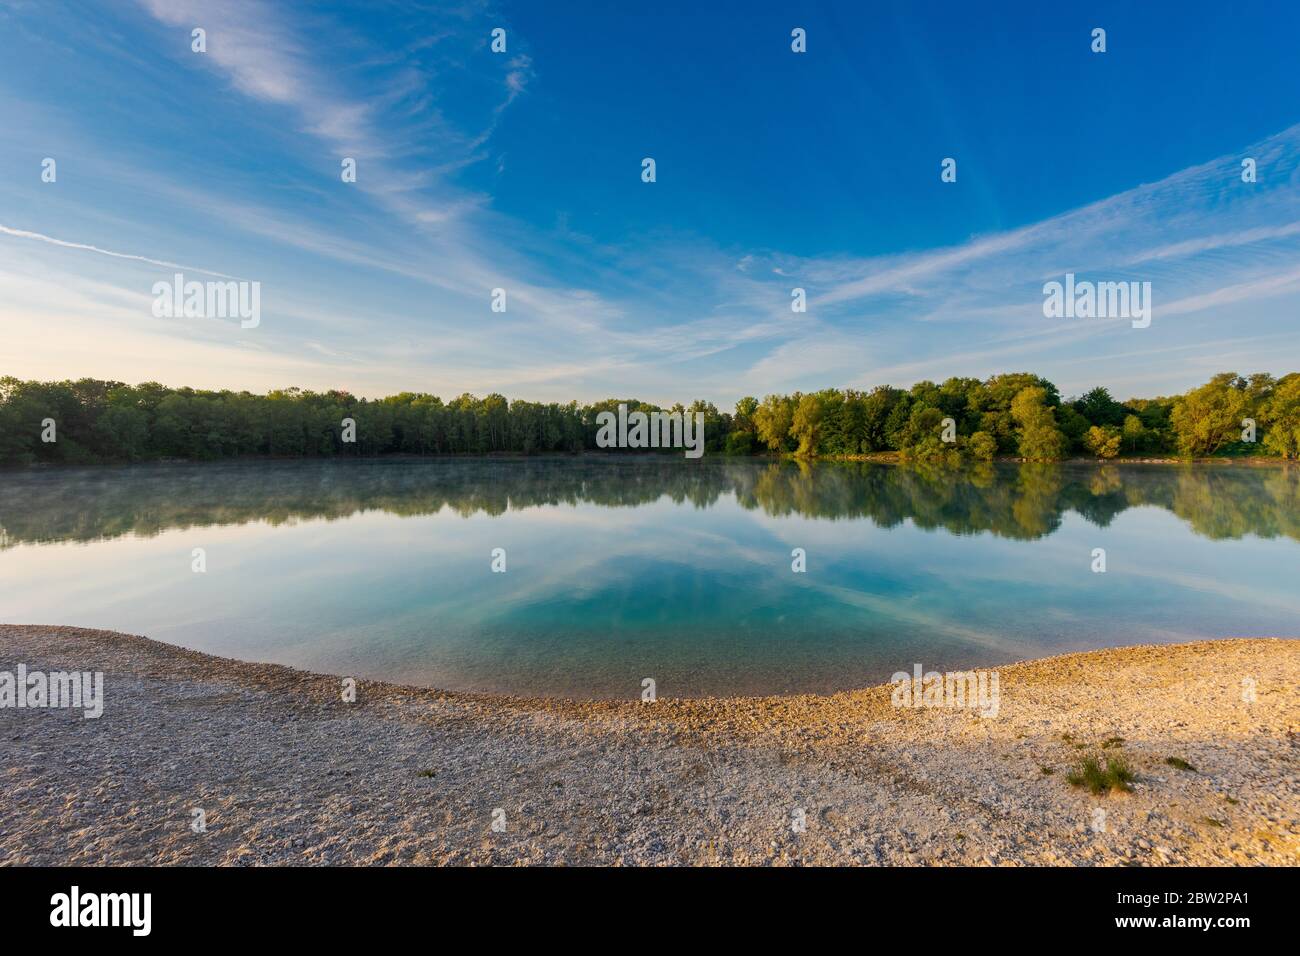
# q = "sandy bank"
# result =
<box><xmin>0</xmin><ymin>625</ymin><xmax>1296</xmax><ymax>866</ymax></box>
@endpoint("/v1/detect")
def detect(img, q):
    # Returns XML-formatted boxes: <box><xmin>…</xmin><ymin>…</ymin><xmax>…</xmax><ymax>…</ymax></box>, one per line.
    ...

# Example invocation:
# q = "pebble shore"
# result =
<box><xmin>1</xmin><ymin>625</ymin><xmax>1296</xmax><ymax>866</ymax></box>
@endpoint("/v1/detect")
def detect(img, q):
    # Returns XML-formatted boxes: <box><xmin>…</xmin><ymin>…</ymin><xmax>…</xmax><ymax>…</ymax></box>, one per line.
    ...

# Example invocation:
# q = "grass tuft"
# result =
<box><xmin>1067</xmin><ymin>755</ymin><xmax>1135</xmax><ymax>795</ymax></box>
<box><xmin>1165</xmin><ymin>756</ymin><xmax>1197</xmax><ymax>773</ymax></box>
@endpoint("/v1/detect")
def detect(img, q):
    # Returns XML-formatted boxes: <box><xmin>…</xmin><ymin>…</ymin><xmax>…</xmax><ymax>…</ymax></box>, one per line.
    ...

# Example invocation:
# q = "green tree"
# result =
<box><xmin>1073</xmin><ymin>386</ymin><xmax>1128</xmax><ymax>427</ymax></box>
<box><xmin>1011</xmin><ymin>386</ymin><xmax>1067</xmax><ymax>461</ymax></box>
<box><xmin>753</xmin><ymin>394</ymin><xmax>795</xmax><ymax>452</ymax></box>
<box><xmin>968</xmin><ymin>431</ymin><xmax>997</xmax><ymax>460</ymax></box>
<box><xmin>1121</xmin><ymin>414</ymin><xmax>1147</xmax><ymax>454</ymax></box>
<box><xmin>1261</xmin><ymin>374</ymin><xmax>1300</xmax><ymax>459</ymax></box>
<box><xmin>897</xmin><ymin>403</ymin><xmax>944</xmax><ymax>451</ymax></box>
<box><xmin>732</xmin><ymin>396</ymin><xmax>759</xmax><ymax>436</ymax></box>
<box><xmin>1083</xmin><ymin>425</ymin><xmax>1122</xmax><ymax>459</ymax></box>
<box><xmin>1056</xmin><ymin>405</ymin><xmax>1091</xmax><ymax>453</ymax></box>
<box><xmin>1170</xmin><ymin>373</ymin><xmax>1248</xmax><ymax>457</ymax></box>
<box><xmin>93</xmin><ymin>405</ymin><xmax>150</xmax><ymax>460</ymax></box>
<box><xmin>790</xmin><ymin>393</ymin><xmax>829</xmax><ymax>457</ymax></box>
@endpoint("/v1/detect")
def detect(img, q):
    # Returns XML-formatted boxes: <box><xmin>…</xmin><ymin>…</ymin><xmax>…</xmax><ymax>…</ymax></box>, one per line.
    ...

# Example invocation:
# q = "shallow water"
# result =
<box><xmin>1</xmin><ymin>457</ymin><xmax>1296</xmax><ymax>697</ymax></box>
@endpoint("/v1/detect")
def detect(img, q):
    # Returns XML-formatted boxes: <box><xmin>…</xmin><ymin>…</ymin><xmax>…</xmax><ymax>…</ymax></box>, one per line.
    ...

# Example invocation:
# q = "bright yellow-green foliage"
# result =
<box><xmin>1011</xmin><ymin>386</ymin><xmax>1068</xmax><ymax>461</ymax></box>
<box><xmin>752</xmin><ymin>394</ymin><xmax>796</xmax><ymax>453</ymax></box>
<box><xmin>790</xmin><ymin>393</ymin><xmax>827</xmax><ymax>457</ymax></box>
<box><xmin>1261</xmin><ymin>374</ymin><xmax>1300</xmax><ymax>459</ymax></box>
<box><xmin>1084</xmin><ymin>425</ymin><xmax>1122</xmax><ymax>459</ymax></box>
<box><xmin>968</xmin><ymin>431</ymin><xmax>998</xmax><ymax>460</ymax></box>
<box><xmin>1170</xmin><ymin>373</ymin><xmax>1249</xmax><ymax>456</ymax></box>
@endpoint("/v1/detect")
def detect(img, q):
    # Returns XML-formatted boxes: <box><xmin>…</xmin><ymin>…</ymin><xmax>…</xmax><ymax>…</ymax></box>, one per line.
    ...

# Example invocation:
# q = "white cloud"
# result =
<box><xmin>0</xmin><ymin>223</ymin><xmax>240</xmax><ymax>279</ymax></box>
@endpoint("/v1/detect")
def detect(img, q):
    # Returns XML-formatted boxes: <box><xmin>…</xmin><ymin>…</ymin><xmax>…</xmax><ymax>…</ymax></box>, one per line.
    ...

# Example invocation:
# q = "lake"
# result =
<box><xmin>1</xmin><ymin>457</ymin><xmax>1297</xmax><ymax>697</ymax></box>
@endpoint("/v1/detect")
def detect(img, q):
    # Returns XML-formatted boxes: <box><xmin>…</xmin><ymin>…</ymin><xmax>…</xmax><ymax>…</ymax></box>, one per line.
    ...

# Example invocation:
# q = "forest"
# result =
<box><xmin>1</xmin><ymin>370</ymin><xmax>1297</xmax><ymax>465</ymax></box>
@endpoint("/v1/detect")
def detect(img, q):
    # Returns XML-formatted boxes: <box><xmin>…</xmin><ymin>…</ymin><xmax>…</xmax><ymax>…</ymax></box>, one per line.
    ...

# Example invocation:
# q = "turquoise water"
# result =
<box><xmin>1</xmin><ymin>457</ymin><xmax>1297</xmax><ymax>697</ymax></box>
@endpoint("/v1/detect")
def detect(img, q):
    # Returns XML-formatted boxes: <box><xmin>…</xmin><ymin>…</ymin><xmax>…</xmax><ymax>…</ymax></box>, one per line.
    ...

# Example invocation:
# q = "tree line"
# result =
<box><xmin>1</xmin><ymin>370</ymin><xmax>1297</xmax><ymax>465</ymax></box>
<box><xmin>737</xmin><ymin>371</ymin><xmax>1299</xmax><ymax>461</ymax></box>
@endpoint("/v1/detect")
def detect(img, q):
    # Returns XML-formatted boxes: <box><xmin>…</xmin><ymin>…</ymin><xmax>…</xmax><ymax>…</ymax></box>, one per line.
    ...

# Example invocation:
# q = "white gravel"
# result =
<box><xmin>0</xmin><ymin>625</ymin><xmax>1295</xmax><ymax>866</ymax></box>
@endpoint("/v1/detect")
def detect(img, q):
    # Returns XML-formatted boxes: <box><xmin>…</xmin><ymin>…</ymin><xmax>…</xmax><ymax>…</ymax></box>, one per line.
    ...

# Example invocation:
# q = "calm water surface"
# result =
<box><xmin>1</xmin><ymin>457</ymin><xmax>1297</xmax><ymax>697</ymax></box>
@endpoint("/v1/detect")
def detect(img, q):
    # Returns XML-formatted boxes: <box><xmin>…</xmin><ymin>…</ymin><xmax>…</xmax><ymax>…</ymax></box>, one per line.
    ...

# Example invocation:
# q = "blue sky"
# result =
<box><xmin>2</xmin><ymin>0</ymin><xmax>1299</xmax><ymax>404</ymax></box>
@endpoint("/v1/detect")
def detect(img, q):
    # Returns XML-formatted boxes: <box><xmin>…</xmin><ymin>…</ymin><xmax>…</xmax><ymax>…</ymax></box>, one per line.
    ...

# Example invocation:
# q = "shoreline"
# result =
<box><xmin>1</xmin><ymin>625</ymin><xmax>1296</xmax><ymax>866</ymax></box>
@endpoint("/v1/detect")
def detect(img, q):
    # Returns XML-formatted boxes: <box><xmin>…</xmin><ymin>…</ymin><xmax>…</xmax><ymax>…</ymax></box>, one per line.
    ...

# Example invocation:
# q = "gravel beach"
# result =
<box><xmin>1</xmin><ymin>625</ymin><xmax>1296</xmax><ymax>866</ymax></box>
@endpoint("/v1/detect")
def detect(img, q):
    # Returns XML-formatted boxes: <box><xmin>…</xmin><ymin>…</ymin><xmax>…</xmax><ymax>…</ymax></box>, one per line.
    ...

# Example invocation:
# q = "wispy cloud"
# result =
<box><xmin>791</xmin><ymin>125</ymin><xmax>1300</xmax><ymax>323</ymax></box>
<box><xmin>0</xmin><ymin>224</ymin><xmax>240</xmax><ymax>279</ymax></box>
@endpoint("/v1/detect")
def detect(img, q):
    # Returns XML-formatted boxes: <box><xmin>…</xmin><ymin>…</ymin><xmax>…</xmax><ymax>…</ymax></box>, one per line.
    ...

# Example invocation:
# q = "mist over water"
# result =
<box><xmin>2</xmin><ymin>457</ymin><xmax>1297</xmax><ymax>697</ymax></box>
